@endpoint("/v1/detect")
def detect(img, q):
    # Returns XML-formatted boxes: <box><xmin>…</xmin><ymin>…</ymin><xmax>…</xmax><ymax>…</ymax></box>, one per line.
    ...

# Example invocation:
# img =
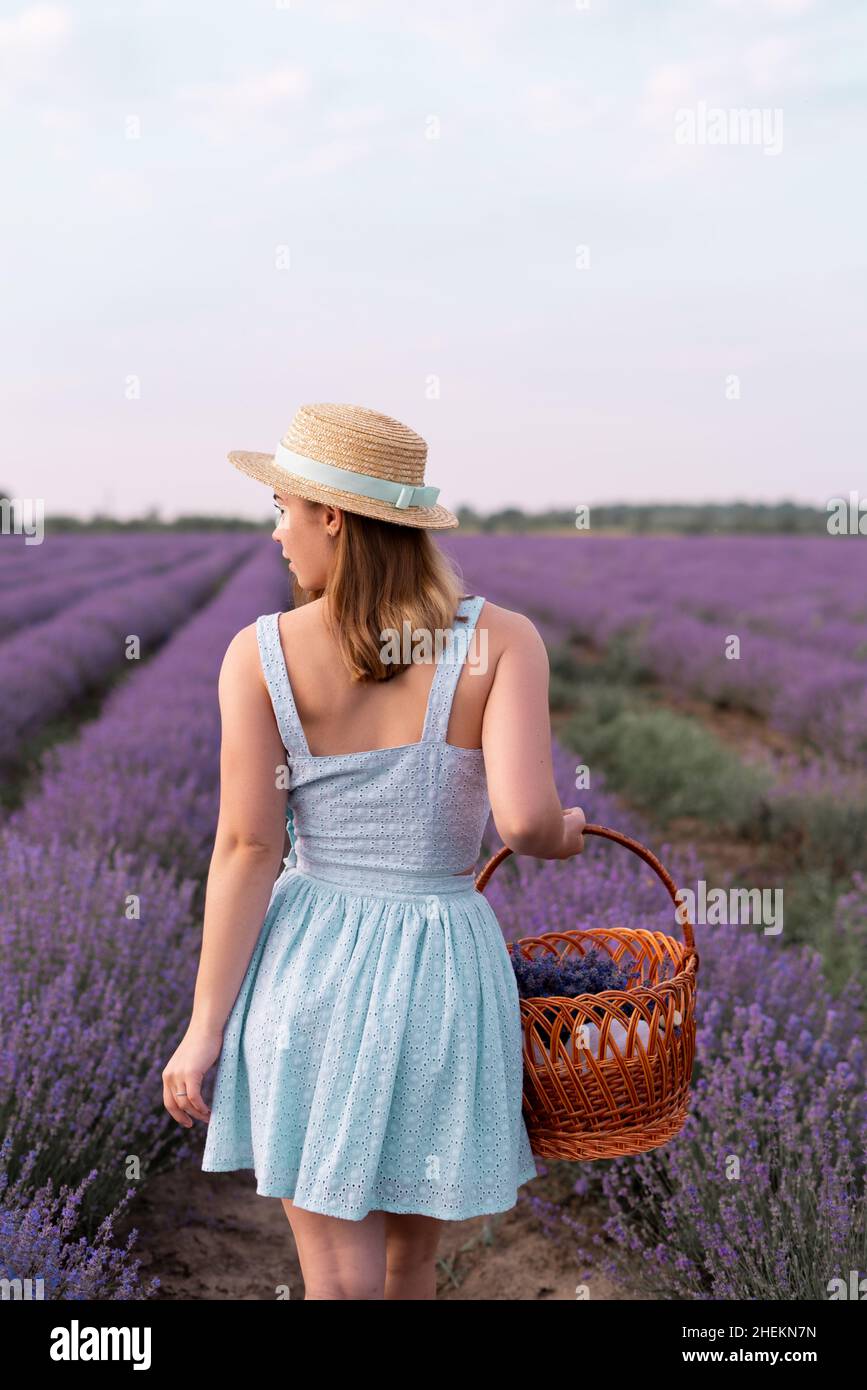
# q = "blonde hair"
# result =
<box><xmin>290</xmin><ymin>501</ymin><xmax>469</xmax><ymax>682</ymax></box>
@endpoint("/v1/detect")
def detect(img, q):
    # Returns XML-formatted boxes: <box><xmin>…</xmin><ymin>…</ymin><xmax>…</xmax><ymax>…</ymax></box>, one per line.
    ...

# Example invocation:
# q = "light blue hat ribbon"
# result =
<box><xmin>274</xmin><ymin>443</ymin><xmax>440</xmax><ymax>510</ymax></box>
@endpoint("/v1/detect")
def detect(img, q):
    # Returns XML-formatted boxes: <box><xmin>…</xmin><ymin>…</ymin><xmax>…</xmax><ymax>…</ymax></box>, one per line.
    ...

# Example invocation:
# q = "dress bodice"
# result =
<box><xmin>255</xmin><ymin>595</ymin><xmax>491</xmax><ymax>884</ymax></box>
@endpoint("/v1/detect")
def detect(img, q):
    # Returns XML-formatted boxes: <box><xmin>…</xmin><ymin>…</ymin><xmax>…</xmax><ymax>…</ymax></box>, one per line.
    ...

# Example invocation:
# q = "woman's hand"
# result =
<box><xmin>162</xmin><ymin>1026</ymin><xmax>223</xmax><ymax>1128</ymax></box>
<box><xmin>550</xmin><ymin>806</ymin><xmax>586</xmax><ymax>859</ymax></box>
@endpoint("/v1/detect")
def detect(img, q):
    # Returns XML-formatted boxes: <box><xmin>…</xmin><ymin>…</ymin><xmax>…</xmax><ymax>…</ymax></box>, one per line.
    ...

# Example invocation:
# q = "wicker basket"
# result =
<box><xmin>474</xmin><ymin>823</ymin><xmax>700</xmax><ymax>1161</ymax></box>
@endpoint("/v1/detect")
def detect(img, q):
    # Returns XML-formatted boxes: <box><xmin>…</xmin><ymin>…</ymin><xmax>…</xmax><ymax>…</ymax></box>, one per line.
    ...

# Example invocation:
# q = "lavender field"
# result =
<box><xmin>1</xmin><ymin>534</ymin><xmax>286</xmax><ymax>1296</ymax></box>
<box><xmin>2</xmin><ymin>530</ymin><xmax>865</xmax><ymax>1300</ymax></box>
<box><xmin>443</xmin><ymin>534</ymin><xmax>867</xmax><ymax>761</ymax></box>
<box><xmin>446</xmin><ymin>533</ymin><xmax>867</xmax><ymax>1297</ymax></box>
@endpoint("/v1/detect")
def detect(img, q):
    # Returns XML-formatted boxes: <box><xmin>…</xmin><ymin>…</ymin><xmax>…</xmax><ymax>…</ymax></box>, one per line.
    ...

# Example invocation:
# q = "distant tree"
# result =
<box><xmin>20</xmin><ymin>499</ymin><xmax>831</xmax><ymax>535</ymax></box>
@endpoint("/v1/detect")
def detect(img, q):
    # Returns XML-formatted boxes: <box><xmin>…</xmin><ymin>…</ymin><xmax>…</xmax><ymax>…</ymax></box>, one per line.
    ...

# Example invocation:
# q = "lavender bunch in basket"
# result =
<box><xmin>510</xmin><ymin>948</ymin><xmax>643</xmax><ymax>1036</ymax></box>
<box><xmin>511</xmin><ymin>948</ymin><xmax>638</xmax><ymax>1002</ymax></box>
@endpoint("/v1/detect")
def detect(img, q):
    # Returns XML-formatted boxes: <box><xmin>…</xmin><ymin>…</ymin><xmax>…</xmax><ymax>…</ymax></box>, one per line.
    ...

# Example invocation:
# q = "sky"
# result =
<box><xmin>1</xmin><ymin>0</ymin><xmax>865</xmax><ymax>520</ymax></box>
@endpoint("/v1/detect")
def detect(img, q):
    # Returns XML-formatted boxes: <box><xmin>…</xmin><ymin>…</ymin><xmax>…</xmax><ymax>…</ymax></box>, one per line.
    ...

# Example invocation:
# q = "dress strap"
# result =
<box><xmin>421</xmin><ymin>595</ymin><xmax>486</xmax><ymax>743</ymax></box>
<box><xmin>255</xmin><ymin>613</ymin><xmax>311</xmax><ymax>757</ymax></box>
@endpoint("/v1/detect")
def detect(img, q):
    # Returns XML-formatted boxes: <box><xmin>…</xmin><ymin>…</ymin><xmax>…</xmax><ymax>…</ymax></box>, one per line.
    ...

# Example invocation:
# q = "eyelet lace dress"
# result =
<box><xmin>201</xmin><ymin>595</ymin><xmax>538</xmax><ymax>1220</ymax></box>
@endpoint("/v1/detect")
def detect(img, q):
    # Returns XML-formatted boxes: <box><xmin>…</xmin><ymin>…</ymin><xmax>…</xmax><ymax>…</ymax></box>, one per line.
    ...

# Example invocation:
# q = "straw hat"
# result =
<box><xmin>228</xmin><ymin>403</ymin><xmax>459</xmax><ymax>530</ymax></box>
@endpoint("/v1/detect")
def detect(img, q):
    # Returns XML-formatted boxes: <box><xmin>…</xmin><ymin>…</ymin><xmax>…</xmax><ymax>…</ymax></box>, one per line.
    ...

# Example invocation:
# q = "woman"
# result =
<box><xmin>162</xmin><ymin>403</ymin><xmax>586</xmax><ymax>1300</ymax></box>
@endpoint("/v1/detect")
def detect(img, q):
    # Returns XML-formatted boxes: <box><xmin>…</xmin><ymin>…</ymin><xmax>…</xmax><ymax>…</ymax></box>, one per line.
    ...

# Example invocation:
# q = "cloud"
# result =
<box><xmin>0</xmin><ymin>3</ymin><xmax>70</xmax><ymax>50</ymax></box>
<box><xmin>86</xmin><ymin>166</ymin><xmax>153</xmax><ymax>216</ymax></box>
<box><xmin>0</xmin><ymin>4</ymin><xmax>71</xmax><ymax>110</ymax></box>
<box><xmin>264</xmin><ymin>136</ymin><xmax>371</xmax><ymax>181</ymax></box>
<box><xmin>180</xmin><ymin>67</ymin><xmax>311</xmax><ymax>112</ymax></box>
<box><xmin>176</xmin><ymin>66</ymin><xmax>311</xmax><ymax>140</ymax></box>
<box><xmin>397</xmin><ymin>0</ymin><xmax>526</xmax><ymax>68</ymax></box>
<box><xmin>639</xmin><ymin>62</ymin><xmax>716</xmax><ymax>128</ymax></box>
<box><xmin>38</xmin><ymin>104</ymin><xmax>84</xmax><ymax>131</ymax></box>
<box><xmin>521</xmin><ymin>79</ymin><xmax>610</xmax><ymax>134</ymax></box>
<box><xmin>715</xmin><ymin>0</ymin><xmax>815</xmax><ymax>12</ymax></box>
<box><xmin>325</xmin><ymin>102</ymin><xmax>387</xmax><ymax>134</ymax></box>
<box><xmin>742</xmin><ymin>36</ymin><xmax>803</xmax><ymax>92</ymax></box>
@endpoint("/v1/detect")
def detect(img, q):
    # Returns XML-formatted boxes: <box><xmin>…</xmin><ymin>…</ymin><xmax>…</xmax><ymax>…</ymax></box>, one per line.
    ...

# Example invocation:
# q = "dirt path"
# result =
<box><xmin>126</xmin><ymin>1158</ymin><xmax>639</xmax><ymax>1301</ymax></box>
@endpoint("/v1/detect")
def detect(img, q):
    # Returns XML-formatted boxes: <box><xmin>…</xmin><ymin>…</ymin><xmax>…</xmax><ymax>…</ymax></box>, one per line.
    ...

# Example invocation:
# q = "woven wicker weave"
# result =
<box><xmin>475</xmin><ymin>824</ymin><xmax>700</xmax><ymax>1161</ymax></box>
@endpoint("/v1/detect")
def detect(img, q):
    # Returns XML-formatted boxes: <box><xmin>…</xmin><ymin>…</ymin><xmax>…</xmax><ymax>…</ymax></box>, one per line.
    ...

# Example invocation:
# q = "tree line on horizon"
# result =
<box><xmin>0</xmin><ymin>493</ymin><xmax>834</xmax><ymax>535</ymax></box>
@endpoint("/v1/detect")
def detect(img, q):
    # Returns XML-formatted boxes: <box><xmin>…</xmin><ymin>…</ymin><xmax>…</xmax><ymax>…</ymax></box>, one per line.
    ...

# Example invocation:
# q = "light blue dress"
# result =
<box><xmin>201</xmin><ymin>595</ymin><xmax>538</xmax><ymax>1220</ymax></box>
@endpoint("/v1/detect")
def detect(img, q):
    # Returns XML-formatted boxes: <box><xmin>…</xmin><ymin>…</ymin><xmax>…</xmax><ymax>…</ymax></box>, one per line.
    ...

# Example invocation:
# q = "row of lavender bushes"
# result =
<box><xmin>482</xmin><ymin>741</ymin><xmax>867</xmax><ymax>1300</ymax></box>
<box><xmin>0</xmin><ymin>533</ymin><xmax>148</xmax><ymax>574</ymax></box>
<box><xmin>444</xmin><ymin>534</ymin><xmax>867</xmax><ymax>765</ymax></box>
<box><xmin>1</xmin><ymin>545</ymin><xmax>288</xmax><ymax>1298</ymax></box>
<box><xmin>0</xmin><ymin>533</ymin><xmax>222</xmax><ymax>638</ymax></box>
<box><xmin>0</xmin><ymin>536</ymin><xmax>256</xmax><ymax>768</ymax></box>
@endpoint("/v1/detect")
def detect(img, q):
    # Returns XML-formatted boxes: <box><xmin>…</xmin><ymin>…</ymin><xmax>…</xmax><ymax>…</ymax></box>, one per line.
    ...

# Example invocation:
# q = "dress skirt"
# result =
<box><xmin>200</xmin><ymin>860</ymin><xmax>538</xmax><ymax>1221</ymax></box>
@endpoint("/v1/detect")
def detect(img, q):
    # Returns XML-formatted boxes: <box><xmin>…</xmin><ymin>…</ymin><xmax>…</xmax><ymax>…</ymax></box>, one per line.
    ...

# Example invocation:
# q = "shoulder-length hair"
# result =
<box><xmin>290</xmin><ymin>500</ymin><xmax>471</xmax><ymax>682</ymax></box>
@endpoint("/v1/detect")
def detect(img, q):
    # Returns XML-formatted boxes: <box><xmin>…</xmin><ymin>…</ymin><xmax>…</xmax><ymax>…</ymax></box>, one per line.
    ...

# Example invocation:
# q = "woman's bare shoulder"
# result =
<box><xmin>277</xmin><ymin>598</ymin><xmax>326</xmax><ymax>639</ymax></box>
<box><xmin>471</xmin><ymin>601</ymin><xmax>548</xmax><ymax>685</ymax></box>
<box><xmin>224</xmin><ymin>601</ymin><xmax>316</xmax><ymax>653</ymax></box>
<box><xmin>476</xmin><ymin>599</ymin><xmax>546</xmax><ymax>648</ymax></box>
<box><xmin>218</xmin><ymin>621</ymin><xmax>263</xmax><ymax>685</ymax></box>
<box><xmin>225</xmin><ymin>600</ymin><xmax>323</xmax><ymax>651</ymax></box>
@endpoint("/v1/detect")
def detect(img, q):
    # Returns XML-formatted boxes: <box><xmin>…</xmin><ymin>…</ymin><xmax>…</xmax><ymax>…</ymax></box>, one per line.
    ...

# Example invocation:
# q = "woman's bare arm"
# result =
<box><xmin>162</xmin><ymin>623</ymin><xmax>288</xmax><ymax>1127</ymax></box>
<box><xmin>481</xmin><ymin>610</ymin><xmax>585</xmax><ymax>859</ymax></box>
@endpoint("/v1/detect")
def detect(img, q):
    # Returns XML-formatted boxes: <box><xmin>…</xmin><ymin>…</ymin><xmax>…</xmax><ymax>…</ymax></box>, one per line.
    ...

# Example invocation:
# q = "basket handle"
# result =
<box><xmin>474</xmin><ymin>822</ymin><xmax>698</xmax><ymax>965</ymax></box>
